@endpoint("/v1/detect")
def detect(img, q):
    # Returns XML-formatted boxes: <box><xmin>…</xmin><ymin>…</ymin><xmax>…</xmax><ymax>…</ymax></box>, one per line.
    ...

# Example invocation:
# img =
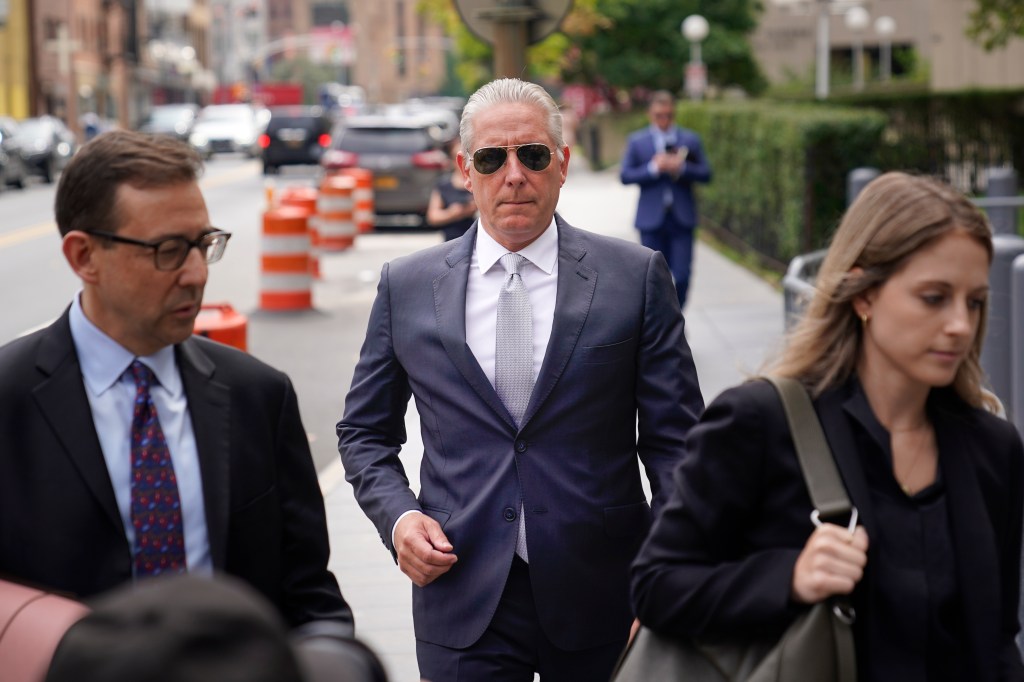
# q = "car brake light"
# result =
<box><xmin>258</xmin><ymin>133</ymin><xmax>270</xmax><ymax>149</ymax></box>
<box><xmin>321</xmin><ymin>149</ymin><xmax>359</xmax><ymax>169</ymax></box>
<box><xmin>411</xmin><ymin>149</ymin><xmax>447</xmax><ymax>169</ymax></box>
<box><xmin>318</xmin><ymin>133</ymin><xmax>331</xmax><ymax>147</ymax></box>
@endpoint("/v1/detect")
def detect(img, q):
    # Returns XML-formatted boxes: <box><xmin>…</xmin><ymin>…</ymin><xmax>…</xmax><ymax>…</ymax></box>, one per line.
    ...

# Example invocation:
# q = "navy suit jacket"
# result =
<box><xmin>620</xmin><ymin>125</ymin><xmax>712</xmax><ymax>230</ymax></box>
<box><xmin>632</xmin><ymin>378</ymin><xmax>1024</xmax><ymax>681</ymax></box>
<box><xmin>338</xmin><ymin>217</ymin><xmax>704</xmax><ymax>651</ymax></box>
<box><xmin>0</xmin><ymin>311</ymin><xmax>353</xmax><ymax>629</ymax></box>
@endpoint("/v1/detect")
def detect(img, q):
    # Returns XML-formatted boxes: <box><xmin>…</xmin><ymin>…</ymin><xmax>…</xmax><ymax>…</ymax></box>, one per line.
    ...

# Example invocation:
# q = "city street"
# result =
<box><xmin>0</xmin><ymin>153</ymin><xmax>785</xmax><ymax>681</ymax></box>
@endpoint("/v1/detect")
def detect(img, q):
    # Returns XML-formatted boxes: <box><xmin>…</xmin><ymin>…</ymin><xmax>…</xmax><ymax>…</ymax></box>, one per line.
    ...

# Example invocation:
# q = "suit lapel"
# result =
<box><xmin>522</xmin><ymin>217</ymin><xmax>596</xmax><ymax>428</ymax></box>
<box><xmin>434</xmin><ymin>225</ymin><xmax>516</xmax><ymax>429</ymax></box>
<box><xmin>31</xmin><ymin>311</ymin><xmax>123</xmax><ymax>533</ymax></box>
<box><xmin>177</xmin><ymin>338</ymin><xmax>231</xmax><ymax>570</ymax></box>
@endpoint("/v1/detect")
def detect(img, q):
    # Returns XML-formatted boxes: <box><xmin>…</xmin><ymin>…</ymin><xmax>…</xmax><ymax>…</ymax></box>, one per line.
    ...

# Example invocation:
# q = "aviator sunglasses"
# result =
<box><xmin>471</xmin><ymin>143</ymin><xmax>553</xmax><ymax>175</ymax></box>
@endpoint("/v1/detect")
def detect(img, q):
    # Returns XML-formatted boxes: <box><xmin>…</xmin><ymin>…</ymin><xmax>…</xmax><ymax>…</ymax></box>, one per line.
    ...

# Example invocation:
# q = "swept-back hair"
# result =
<box><xmin>459</xmin><ymin>78</ymin><xmax>565</xmax><ymax>169</ymax></box>
<box><xmin>766</xmin><ymin>171</ymin><xmax>995</xmax><ymax>408</ymax></box>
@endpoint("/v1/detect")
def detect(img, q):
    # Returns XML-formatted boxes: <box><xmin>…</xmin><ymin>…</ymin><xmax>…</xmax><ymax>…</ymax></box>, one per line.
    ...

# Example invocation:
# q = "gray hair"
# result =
<box><xmin>459</xmin><ymin>78</ymin><xmax>565</xmax><ymax>169</ymax></box>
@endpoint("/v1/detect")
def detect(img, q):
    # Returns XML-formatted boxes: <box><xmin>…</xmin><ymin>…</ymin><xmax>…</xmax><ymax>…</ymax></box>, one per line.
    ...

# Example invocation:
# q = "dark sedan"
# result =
<box><xmin>11</xmin><ymin>116</ymin><xmax>77</xmax><ymax>184</ymax></box>
<box><xmin>259</xmin><ymin>106</ymin><xmax>333</xmax><ymax>174</ymax></box>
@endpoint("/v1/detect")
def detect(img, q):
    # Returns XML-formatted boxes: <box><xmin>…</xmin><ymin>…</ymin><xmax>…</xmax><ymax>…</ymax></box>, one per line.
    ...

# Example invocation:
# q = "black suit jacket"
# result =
<box><xmin>0</xmin><ymin>310</ymin><xmax>352</xmax><ymax>629</ymax></box>
<box><xmin>339</xmin><ymin>217</ymin><xmax>704</xmax><ymax>650</ymax></box>
<box><xmin>632</xmin><ymin>378</ymin><xmax>1024</xmax><ymax>681</ymax></box>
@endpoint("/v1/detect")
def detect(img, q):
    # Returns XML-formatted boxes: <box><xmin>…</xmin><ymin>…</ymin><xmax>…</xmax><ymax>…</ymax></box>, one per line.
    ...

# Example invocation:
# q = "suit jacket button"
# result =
<box><xmin>503</xmin><ymin>507</ymin><xmax>516</xmax><ymax>522</ymax></box>
<box><xmin>515</xmin><ymin>440</ymin><xmax>527</xmax><ymax>453</ymax></box>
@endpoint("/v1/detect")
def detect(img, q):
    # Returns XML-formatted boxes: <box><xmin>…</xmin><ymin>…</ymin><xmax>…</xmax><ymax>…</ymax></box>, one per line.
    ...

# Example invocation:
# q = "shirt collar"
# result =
<box><xmin>475</xmin><ymin>217</ymin><xmax>558</xmax><ymax>275</ymax></box>
<box><xmin>69</xmin><ymin>293</ymin><xmax>182</xmax><ymax>397</ymax></box>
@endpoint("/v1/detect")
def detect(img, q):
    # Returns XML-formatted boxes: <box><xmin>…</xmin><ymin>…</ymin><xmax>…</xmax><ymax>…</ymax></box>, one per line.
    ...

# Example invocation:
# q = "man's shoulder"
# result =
<box><xmin>625</xmin><ymin>127</ymin><xmax>653</xmax><ymax>144</ymax></box>
<box><xmin>560</xmin><ymin>221</ymin><xmax>654</xmax><ymax>263</ymax></box>
<box><xmin>181</xmin><ymin>335</ymin><xmax>289</xmax><ymax>386</ymax></box>
<box><xmin>386</xmin><ymin>236</ymin><xmax>470</xmax><ymax>280</ymax></box>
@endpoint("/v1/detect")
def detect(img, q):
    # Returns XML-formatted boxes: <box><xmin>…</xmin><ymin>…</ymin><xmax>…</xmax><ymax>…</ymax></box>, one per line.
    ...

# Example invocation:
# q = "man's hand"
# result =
<box><xmin>791</xmin><ymin>523</ymin><xmax>869</xmax><ymax>604</ymax></box>
<box><xmin>394</xmin><ymin>513</ymin><xmax>458</xmax><ymax>587</ymax></box>
<box><xmin>653</xmin><ymin>151</ymin><xmax>685</xmax><ymax>175</ymax></box>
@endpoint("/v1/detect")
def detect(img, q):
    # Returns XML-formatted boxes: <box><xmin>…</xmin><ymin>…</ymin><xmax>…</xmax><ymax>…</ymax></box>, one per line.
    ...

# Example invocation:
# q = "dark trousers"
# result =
<box><xmin>638</xmin><ymin>211</ymin><xmax>695</xmax><ymax>308</ymax></box>
<box><xmin>416</xmin><ymin>557</ymin><xmax>625</xmax><ymax>682</ymax></box>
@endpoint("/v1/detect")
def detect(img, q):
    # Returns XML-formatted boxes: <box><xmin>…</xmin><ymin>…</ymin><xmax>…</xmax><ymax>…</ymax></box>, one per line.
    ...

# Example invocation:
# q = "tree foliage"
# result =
<box><xmin>417</xmin><ymin>0</ymin><xmax>766</xmax><ymax>96</ymax></box>
<box><xmin>966</xmin><ymin>0</ymin><xmax>1024</xmax><ymax>50</ymax></box>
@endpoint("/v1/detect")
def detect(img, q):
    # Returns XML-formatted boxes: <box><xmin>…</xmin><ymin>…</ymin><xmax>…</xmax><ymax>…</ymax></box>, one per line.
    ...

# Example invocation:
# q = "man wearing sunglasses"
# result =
<box><xmin>0</xmin><ymin>131</ymin><xmax>353</xmax><ymax>632</ymax></box>
<box><xmin>621</xmin><ymin>90</ymin><xmax>712</xmax><ymax>308</ymax></box>
<box><xmin>340</xmin><ymin>78</ymin><xmax>703</xmax><ymax>681</ymax></box>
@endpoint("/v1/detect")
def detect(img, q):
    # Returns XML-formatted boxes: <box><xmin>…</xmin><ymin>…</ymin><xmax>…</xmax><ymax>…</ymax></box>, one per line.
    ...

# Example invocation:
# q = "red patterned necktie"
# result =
<box><xmin>129</xmin><ymin>360</ymin><xmax>187</xmax><ymax>577</ymax></box>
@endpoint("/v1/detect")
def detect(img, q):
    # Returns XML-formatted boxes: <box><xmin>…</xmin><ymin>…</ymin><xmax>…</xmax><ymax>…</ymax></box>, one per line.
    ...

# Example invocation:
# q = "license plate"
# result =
<box><xmin>374</xmin><ymin>176</ymin><xmax>399</xmax><ymax>189</ymax></box>
<box><xmin>286</xmin><ymin>139</ymin><xmax>303</xmax><ymax>148</ymax></box>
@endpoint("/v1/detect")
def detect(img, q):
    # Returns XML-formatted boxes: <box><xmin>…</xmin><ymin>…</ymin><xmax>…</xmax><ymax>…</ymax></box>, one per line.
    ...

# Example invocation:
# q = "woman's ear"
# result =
<box><xmin>848</xmin><ymin>266</ymin><xmax>873</xmax><ymax>320</ymax></box>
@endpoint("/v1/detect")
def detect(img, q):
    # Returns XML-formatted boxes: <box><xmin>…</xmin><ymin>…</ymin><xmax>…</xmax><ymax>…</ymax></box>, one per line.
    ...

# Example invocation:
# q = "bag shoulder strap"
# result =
<box><xmin>765</xmin><ymin>376</ymin><xmax>852</xmax><ymax>521</ymax></box>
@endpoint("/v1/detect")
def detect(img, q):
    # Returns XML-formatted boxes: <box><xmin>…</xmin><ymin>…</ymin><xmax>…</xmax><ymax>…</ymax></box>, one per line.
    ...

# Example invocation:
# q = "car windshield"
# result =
<box><xmin>15</xmin><ymin>120</ymin><xmax>53</xmax><ymax>138</ymax></box>
<box><xmin>199</xmin><ymin>107</ymin><xmax>254</xmax><ymax>123</ymax></box>
<box><xmin>268</xmin><ymin>116</ymin><xmax>319</xmax><ymax>131</ymax></box>
<box><xmin>337</xmin><ymin>128</ymin><xmax>432</xmax><ymax>153</ymax></box>
<box><xmin>149</xmin><ymin>107</ymin><xmax>193</xmax><ymax>123</ymax></box>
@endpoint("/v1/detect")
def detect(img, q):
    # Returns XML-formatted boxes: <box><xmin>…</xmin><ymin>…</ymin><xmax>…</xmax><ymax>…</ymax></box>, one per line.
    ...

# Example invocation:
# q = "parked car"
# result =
<box><xmin>0</xmin><ymin>117</ymin><xmax>29</xmax><ymax>190</ymax></box>
<box><xmin>188</xmin><ymin>104</ymin><xmax>266</xmax><ymax>159</ymax></box>
<box><xmin>259</xmin><ymin>106</ymin><xmax>333</xmax><ymax>174</ymax></box>
<box><xmin>320</xmin><ymin>114</ymin><xmax>449</xmax><ymax>227</ymax></box>
<box><xmin>137</xmin><ymin>103</ymin><xmax>200</xmax><ymax>141</ymax></box>
<box><xmin>11</xmin><ymin>115</ymin><xmax>77</xmax><ymax>184</ymax></box>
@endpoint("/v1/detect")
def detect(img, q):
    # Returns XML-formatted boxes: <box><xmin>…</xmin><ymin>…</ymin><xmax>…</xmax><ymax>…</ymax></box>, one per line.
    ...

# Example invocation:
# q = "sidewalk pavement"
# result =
<box><xmin>317</xmin><ymin>155</ymin><xmax>786</xmax><ymax>682</ymax></box>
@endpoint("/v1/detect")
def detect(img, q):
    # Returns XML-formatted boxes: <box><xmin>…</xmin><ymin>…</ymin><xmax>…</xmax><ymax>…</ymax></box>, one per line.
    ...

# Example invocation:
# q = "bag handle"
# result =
<box><xmin>765</xmin><ymin>377</ymin><xmax>852</xmax><ymax>523</ymax></box>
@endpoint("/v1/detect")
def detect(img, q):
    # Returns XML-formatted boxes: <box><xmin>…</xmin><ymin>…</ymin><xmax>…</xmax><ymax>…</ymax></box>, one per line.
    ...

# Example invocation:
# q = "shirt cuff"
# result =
<box><xmin>392</xmin><ymin>509</ymin><xmax>423</xmax><ymax>548</ymax></box>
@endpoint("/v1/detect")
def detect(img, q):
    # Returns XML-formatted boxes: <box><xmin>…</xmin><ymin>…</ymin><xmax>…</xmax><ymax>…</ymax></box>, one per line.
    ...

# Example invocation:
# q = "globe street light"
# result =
<box><xmin>681</xmin><ymin>14</ymin><xmax>709</xmax><ymax>100</ymax></box>
<box><xmin>875</xmin><ymin>15</ymin><xmax>896</xmax><ymax>81</ymax></box>
<box><xmin>844</xmin><ymin>6</ymin><xmax>870</xmax><ymax>90</ymax></box>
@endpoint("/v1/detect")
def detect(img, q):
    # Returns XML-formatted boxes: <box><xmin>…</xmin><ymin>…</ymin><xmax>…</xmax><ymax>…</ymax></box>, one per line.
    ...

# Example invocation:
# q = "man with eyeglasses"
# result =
<box><xmin>0</xmin><ymin>130</ymin><xmax>353</xmax><ymax>632</ymax></box>
<box><xmin>621</xmin><ymin>90</ymin><xmax>712</xmax><ymax>309</ymax></box>
<box><xmin>339</xmin><ymin>78</ymin><xmax>703</xmax><ymax>681</ymax></box>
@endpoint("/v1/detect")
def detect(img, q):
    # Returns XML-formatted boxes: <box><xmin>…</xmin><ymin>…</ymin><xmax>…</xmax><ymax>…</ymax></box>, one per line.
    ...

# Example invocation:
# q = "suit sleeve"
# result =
<box><xmin>635</xmin><ymin>251</ymin><xmax>704</xmax><ymax>515</ymax></box>
<box><xmin>678</xmin><ymin>132</ymin><xmax>711</xmax><ymax>185</ymax></box>
<box><xmin>620</xmin><ymin>135</ymin><xmax>660</xmax><ymax>187</ymax></box>
<box><xmin>631</xmin><ymin>383</ymin><xmax>805</xmax><ymax>638</ymax></box>
<box><xmin>337</xmin><ymin>262</ymin><xmax>419</xmax><ymax>556</ymax></box>
<box><xmin>274</xmin><ymin>376</ymin><xmax>356</xmax><ymax>631</ymax></box>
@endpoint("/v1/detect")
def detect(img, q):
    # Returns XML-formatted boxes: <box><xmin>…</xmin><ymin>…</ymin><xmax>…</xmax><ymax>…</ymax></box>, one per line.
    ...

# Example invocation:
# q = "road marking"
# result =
<box><xmin>0</xmin><ymin>222</ymin><xmax>57</xmax><ymax>249</ymax></box>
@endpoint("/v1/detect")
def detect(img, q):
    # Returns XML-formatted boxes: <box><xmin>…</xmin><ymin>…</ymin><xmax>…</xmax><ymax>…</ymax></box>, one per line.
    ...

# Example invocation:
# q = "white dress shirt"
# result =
<box><xmin>69</xmin><ymin>294</ymin><xmax>212</xmax><ymax>576</ymax></box>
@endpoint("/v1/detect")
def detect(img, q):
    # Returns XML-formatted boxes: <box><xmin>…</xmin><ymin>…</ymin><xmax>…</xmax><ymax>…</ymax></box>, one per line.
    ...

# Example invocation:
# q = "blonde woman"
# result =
<box><xmin>631</xmin><ymin>172</ymin><xmax>1024</xmax><ymax>680</ymax></box>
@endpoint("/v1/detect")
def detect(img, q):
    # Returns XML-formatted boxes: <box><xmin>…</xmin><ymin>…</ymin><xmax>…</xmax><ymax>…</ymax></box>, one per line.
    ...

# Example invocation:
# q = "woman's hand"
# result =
<box><xmin>791</xmin><ymin>523</ymin><xmax>869</xmax><ymax>604</ymax></box>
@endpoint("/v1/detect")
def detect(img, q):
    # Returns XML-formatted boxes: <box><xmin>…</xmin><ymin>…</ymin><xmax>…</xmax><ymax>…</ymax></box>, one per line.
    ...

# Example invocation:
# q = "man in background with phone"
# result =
<box><xmin>621</xmin><ymin>90</ymin><xmax>712</xmax><ymax>308</ymax></box>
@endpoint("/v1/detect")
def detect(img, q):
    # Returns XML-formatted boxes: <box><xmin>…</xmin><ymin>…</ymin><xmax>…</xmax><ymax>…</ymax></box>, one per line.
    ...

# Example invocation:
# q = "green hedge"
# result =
<box><xmin>587</xmin><ymin>102</ymin><xmax>887</xmax><ymax>265</ymax></box>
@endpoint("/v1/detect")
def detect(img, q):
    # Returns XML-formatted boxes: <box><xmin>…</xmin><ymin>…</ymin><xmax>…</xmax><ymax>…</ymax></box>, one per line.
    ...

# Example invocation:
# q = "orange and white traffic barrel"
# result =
<box><xmin>260</xmin><ymin>206</ymin><xmax>312</xmax><ymax>311</ymax></box>
<box><xmin>316</xmin><ymin>175</ymin><xmax>357</xmax><ymax>252</ymax></box>
<box><xmin>193</xmin><ymin>303</ymin><xmax>248</xmax><ymax>351</ymax></box>
<box><xmin>278</xmin><ymin>186</ymin><xmax>321</xmax><ymax>277</ymax></box>
<box><xmin>335</xmin><ymin>168</ymin><xmax>375</xmax><ymax>233</ymax></box>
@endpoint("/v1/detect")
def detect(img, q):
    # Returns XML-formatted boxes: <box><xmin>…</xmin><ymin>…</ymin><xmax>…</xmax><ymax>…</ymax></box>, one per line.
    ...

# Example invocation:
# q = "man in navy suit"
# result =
<box><xmin>338</xmin><ymin>78</ymin><xmax>704</xmax><ymax>681</ymax></box>
<box><xmin>621</xmin><ymin>90</ymin><xmax>712</xmax><ymax>308</ymax></box>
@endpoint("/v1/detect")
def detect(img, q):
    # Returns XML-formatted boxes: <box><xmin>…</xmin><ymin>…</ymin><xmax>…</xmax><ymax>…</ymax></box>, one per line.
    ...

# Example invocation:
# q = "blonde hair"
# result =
<box><xmin>767</xmin><ymin>172</ymin><xmax>996</xmax><ymax>409</ymax></box>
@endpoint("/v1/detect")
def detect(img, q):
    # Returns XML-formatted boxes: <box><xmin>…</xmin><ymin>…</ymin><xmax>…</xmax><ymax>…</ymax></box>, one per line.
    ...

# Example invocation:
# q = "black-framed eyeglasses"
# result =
<box><xmin>89</xmin><ymin>229</ymin><xmax>232</xmax><ymax>271</ymax></box>
<box><xmin>471</xmin><ymin>143</ymin><xmax>553</xmax><ymax>175</ymax></box>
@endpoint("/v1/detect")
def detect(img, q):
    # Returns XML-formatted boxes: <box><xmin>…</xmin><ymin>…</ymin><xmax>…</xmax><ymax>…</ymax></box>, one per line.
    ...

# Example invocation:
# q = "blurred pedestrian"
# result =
<box><xmin>0</xmin><ymin>130</ymin><xmax>353</xmax><ymax>630</ymax></box>
<box><xmin>631</xmin><ymin>172</ymin><xmax>1024</xmax><ymax>679</ymax></box>
<box><xmin>339</xmin><ymin>78</ymin><xmax>703</xmax><ymax>682</ymax></box>
<box><xmin>426</xmin><ymin>137</ymin><xmax>477</xmax><ymax>241</ymax></box>
<box><xmin>620</xmin><ymin>90</ymin><xmax>711</xmax><ymax>308</ymax></box>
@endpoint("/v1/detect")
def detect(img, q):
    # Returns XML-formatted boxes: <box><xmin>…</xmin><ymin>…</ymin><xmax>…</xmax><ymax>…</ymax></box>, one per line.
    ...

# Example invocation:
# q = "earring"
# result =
<box><xmin>860</xmin><ymin>312</ymin><xmax>869</xmax><ymax>327</ymax></box>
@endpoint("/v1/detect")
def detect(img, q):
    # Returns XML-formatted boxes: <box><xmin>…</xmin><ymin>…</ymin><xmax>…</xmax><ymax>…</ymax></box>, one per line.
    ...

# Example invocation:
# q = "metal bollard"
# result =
<box><xmin>987</xmin><ymin>167</ymin><xmax>1019</xmax><ymax>236</ymax></box>
<box><xmin>1013</xmin><ymin>253</ymin><xmax>1024</xmax><ymax>434</ymax></box>
<box><xmin>980</xmin><ymin>234</ymin><xmax>1024</xmax><ymax>417</ymax></box>
<box><xmin>847</xmin><ymin>167</ymin><xmax>880</xmax><ymax>207</ymax></box>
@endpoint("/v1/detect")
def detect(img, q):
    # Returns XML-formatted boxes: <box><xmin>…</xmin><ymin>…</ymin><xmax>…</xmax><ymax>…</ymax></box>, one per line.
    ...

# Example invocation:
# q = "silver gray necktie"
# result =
<box><xmin>495</xmin><ymin>252</ymin><xmax>533</xmax><ymax>561</ymax></box>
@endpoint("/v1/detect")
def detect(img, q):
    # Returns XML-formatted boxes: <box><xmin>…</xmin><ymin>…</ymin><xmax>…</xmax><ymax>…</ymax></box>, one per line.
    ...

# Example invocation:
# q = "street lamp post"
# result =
<box><xmin>844</xmin><ymin>6</ymin><xmax>870</xmax><ymax>91</ymax></box>
<box><xmin>875</xmin><ymin>15</ymin><xmax>896</xmax><ymax>81</ymax></box>
<box><xmin>681</xmin><ymin>14</ymin><xmax>709</xmax><ymax>101</ymax></box>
